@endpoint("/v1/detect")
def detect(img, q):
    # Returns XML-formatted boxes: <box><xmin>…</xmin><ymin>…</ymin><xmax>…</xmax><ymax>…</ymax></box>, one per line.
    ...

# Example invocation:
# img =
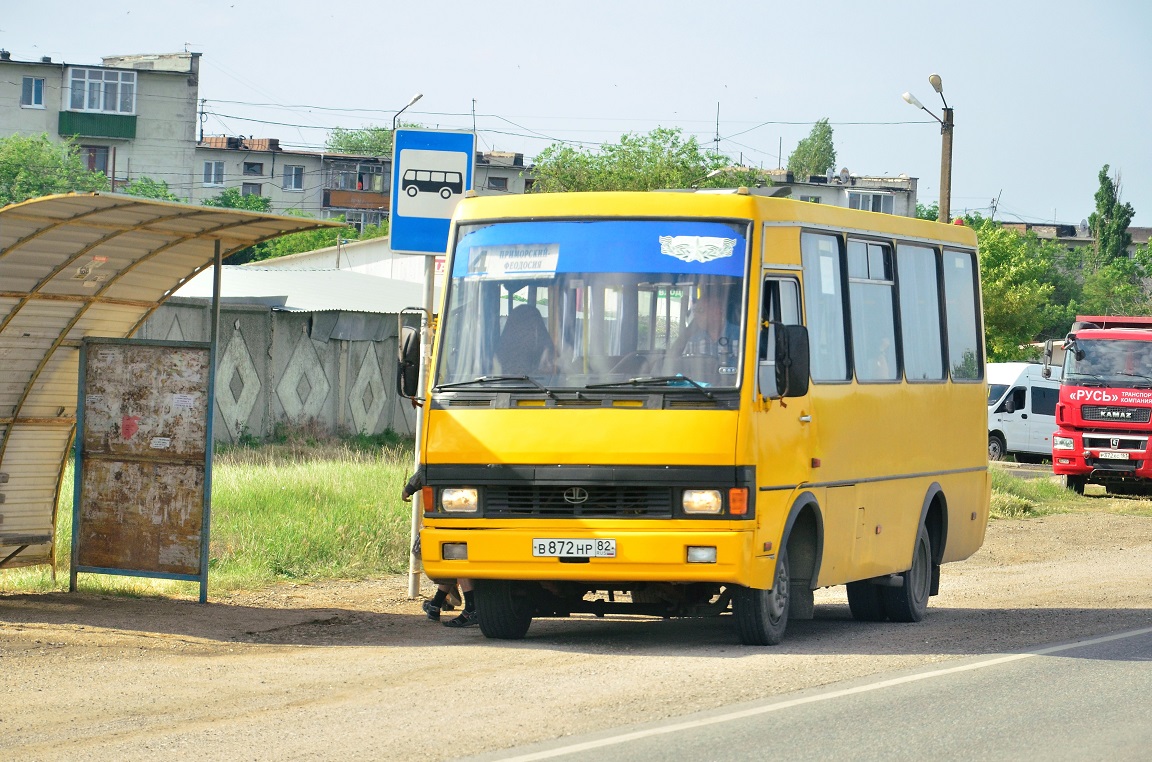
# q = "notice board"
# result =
<box><xmin>71</xmin><ymin>338</ymin><xmax>213</xmax><ymax>600</ymax></box>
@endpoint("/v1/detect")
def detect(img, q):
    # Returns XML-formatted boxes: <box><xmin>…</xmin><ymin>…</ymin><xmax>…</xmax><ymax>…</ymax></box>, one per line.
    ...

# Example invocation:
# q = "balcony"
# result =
<box><xmin>58</xmin><ymin>111</ymin><xmax>137</xmax><ymax>140</ymax></box>
<box><xmin>323</xmin><ymin>189</ymin><xmax>390</xmax><ymax>212</ymax></box>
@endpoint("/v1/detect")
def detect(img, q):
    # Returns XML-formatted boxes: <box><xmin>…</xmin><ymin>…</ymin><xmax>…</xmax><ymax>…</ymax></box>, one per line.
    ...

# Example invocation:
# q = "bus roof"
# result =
<box><xmin>451</xmin><ymin>190</ymin><xmax>978</xmax><ymax>248</ymax></box>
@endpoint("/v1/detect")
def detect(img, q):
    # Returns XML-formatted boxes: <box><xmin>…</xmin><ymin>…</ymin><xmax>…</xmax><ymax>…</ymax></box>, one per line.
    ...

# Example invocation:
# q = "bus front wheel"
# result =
<box><xmin>733</xmin><ymin>547</ymin><xmax>790</xmax><ymax>646</ymax></box>
<box><xmin>882</xmin><ymin>524</ymin><xmax>932</xmax><ymax>623</ymax></box>
<box><xmin>474</xmin><ymin>579</ymin><xmax>533</xmax><ymax>640</ymax></box>
<box><xmin>406</xmin><ymin>185</ymin><xmax>418</xmax><ymax>197</ymax></box>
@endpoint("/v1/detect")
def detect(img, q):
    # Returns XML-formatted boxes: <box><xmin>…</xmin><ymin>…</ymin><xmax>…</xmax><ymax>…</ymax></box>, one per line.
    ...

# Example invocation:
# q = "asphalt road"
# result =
<box><xmin>473</xmin><ymin>626</ymin><xmax>1152</xmax><ymax>762</ymax></box>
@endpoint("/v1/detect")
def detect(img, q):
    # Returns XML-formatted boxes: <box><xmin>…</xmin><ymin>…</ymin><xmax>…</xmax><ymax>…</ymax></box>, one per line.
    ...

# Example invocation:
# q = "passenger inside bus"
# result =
<box><xmin>670</xmin><ymin>287</ymin><xmax>739</xmax><ymax>360</ymax></box>
<box><xmin>495</xmin><ymin>304</ymin><xmax>555</xmax><ymax>375</ymax></box>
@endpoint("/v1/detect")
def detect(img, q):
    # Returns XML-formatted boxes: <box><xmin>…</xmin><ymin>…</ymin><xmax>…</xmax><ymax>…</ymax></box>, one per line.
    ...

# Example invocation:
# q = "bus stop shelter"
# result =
<box><xmin>0</xmin><ymin>193</ymin><xmax>338</xmax><ymax>572</ymax></box>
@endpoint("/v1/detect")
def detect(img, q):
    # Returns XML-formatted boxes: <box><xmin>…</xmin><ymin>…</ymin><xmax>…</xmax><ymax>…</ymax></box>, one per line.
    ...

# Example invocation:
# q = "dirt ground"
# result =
<box><xmin>2</xmin><ymin>511</ymin><xmax>1151</xmax><ymax>761</ymax></box>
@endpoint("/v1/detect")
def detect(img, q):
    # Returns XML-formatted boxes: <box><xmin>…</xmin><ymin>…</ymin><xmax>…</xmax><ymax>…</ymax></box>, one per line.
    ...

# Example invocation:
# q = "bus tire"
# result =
<box><xmin>474</xmin><ymin>579</ymin><xmax>533</xmax><ymax>640</ymax></box>
<box><xmin>439</xmin><ymin>187</ymin><xmax>453</xmax><ymax>199</ymax></box>
<box><xmin>1064</xmin><ymin>475</ymin><xmax>1086</xmax><ymax>495</ymax></box>
<box><xmin>406</xmin><ymin>185</ymin><xmax>418</xmax><ymax>197</ymax></box>
<box><xmin>846</xmin><ymin>580</ymin><xmax>888</xmax><ymax>622</ymax></box>
<box><xmin>882</xmin><ymin>524</ymin><xmax>932</xmax><ymax>623</ymax></box>
<box><xmin>988</xmin><ymin>434</ymin><xmax>1007</xmax><ymax>461</ymax></box>
<box><xmin>733</xmin><ymin>547</ymin><xmax>790</xmax><ymax>646</ymax></box>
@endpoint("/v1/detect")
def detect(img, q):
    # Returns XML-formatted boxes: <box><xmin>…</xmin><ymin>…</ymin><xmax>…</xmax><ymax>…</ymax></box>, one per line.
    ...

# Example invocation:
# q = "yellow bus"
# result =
<box><xmin>414</xmin><ymin>188</ymin><xmax>989</xmax><ymax>645</ymax></box>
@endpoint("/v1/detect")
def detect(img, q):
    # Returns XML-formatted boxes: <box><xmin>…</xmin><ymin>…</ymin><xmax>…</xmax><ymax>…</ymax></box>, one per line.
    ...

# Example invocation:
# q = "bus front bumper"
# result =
<box><xmin>420</xmin><ymin>526</ymin><xmax>764</xmax><ymax>585</ymax></box>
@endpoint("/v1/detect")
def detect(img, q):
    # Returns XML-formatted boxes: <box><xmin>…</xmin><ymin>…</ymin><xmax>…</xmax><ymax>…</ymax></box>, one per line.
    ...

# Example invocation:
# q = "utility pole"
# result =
<box><xmin>714</xmin><ymin>102</ymin><xmax>721</xmax><ymax>154</ymax></box>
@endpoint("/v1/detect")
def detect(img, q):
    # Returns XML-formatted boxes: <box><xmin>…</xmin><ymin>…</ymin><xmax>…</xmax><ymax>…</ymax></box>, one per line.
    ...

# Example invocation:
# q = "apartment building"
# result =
<box><xmin>1</xmin><ymin>49</ymin><xmax>201</xmax><ymax>197</ymax></box>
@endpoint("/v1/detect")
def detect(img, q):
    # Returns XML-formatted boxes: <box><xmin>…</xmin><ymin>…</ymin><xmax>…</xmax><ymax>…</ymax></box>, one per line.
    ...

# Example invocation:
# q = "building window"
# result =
<box><xmin>80</xmin><ymin>146</ymin><xmax>110</xmax><ymax>174</ymax></box>
<box><xmin>242</xmin><ymin>182</ymin><xmax>262</xmax><ymax>197</ymax></box>
<box><xmin>487</xmin><ymin>176</ymin><xmax>509</xmax><ymax>192</ymax></box>
<box><xmin>848</xmin><ymin>192</ymin><xmax>894</xmax><ymax>215</ymax></box>
<box><xmin>21</xmin><ymin>76</ymin><xmax>45</xmax><ymax>108</ymax></box>
<box><xmin>67</xmin><ymin>68</ymin><xmax>136</xmax><ymax>114</ymax></box>
<box><xmin>203</xmin><ymin>161</ymin><xmax>224</xmax><ymax>186</ymax></box>
<box><xmin>283</xmin><ymin>165</ymin><xmax>305</xmax><ymax>191</ymax></box>
<box><xmin>326</xmin><ymin>162</ymin><xmax>384</xmax><ymax>192</ymax></box>
<box><xmin>798</xmin><ymin>195</ymin><xmax>822</xmax><ymax>204</ymax></box>
<box><xmin>243</xmin><ymin>162</ymin><xmax>263</xmax><ymax>176</ymax></box>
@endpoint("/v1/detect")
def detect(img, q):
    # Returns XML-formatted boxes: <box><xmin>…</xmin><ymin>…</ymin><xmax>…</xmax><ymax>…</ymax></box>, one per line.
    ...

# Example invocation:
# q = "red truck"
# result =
<box><xmin>1045</xmin><ymin>316</ymin><xmax>1152</xmax><ymax>494</ymax></box>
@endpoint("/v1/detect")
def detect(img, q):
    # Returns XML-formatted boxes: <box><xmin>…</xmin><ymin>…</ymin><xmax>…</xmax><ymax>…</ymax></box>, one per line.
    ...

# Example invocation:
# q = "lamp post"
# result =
<box><xmin>393</xmin><ymin>92</ymin><xmax>423</xmax><ymax>131</ymax></box>
<box><xmin>903</xmin><ymin>74</ymin><xmax>954</xmax><ymax>223</ymax></box>
<box><xmin>392</xmin><ymin>90</ymin><xmax>427</xmax><ymax>600</ymax></box>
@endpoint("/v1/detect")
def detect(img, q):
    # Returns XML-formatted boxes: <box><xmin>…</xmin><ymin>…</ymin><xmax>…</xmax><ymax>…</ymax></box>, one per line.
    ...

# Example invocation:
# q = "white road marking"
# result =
<box><xmin>495</xmin><ymin>625</ymin><xmax>1152</xmax><ymax>761</ymax></box>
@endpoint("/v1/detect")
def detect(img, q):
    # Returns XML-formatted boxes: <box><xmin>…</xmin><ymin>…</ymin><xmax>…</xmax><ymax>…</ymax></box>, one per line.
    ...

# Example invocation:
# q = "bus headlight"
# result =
<box><xmin>441</xmin><ymin>488</ymin><xmax>479</xmax><ymax>513</ymax></box>
<box><xmin>683</xmin><ymin>489</ymin><xmax>722</xmax><ymax>515</ymax></box>
<box><xmin>1053</xmin><ymin>436</ymin><xmax>1075</xmax><ymax>450</ymax></box>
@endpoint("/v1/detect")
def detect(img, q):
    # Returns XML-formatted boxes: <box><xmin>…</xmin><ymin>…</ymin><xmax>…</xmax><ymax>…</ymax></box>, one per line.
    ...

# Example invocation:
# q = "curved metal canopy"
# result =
<box><xmin>0</xmin><ymin>193</ymin><xmax>340</xmax><ymax>569</ymax></box>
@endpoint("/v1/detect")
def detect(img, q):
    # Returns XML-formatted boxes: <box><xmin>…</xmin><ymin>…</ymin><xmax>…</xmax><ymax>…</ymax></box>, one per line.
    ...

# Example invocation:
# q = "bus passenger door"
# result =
<box><xmin>753</xmin><ymin>276</ymin><xmax>813</xmax><ymax>554</ymax></box>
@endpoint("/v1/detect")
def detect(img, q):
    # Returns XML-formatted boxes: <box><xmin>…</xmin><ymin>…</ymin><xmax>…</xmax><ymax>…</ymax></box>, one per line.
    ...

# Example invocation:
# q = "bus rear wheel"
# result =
<box><xmin>474</xmin><ymin>579</ymin><xmax>534</xmax><ymax>640</ymax></box>
<box><xmin>733</xmin><ymin>547</ymin><xmax>790</xmax><ymax>646</ymax></box>
<box><xmin>846</xmin><ymin>580</ymin><xmax>888</xmax><ymax>622</ymax></box>
<box><xmin>882</xmin><ymin>524</ymin><xmax>932</xmax><ymax>623</ymax></box>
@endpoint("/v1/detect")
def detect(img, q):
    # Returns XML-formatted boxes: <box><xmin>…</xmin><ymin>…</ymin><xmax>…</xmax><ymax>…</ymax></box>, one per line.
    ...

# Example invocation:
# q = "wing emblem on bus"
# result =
<box><xmin>658</xmin><ymin>235</ymin><xmax>736</xmax><ymax>263</ymax></box>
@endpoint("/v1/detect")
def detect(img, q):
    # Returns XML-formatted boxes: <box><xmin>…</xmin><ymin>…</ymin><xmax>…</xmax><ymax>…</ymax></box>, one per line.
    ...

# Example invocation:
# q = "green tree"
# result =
<box><xmin>786</xmin><ymin>118</ymin><xmax>836</xmax><ymax>180</ymax></box>
<box><xmin>202</xmin><ymin>189</ymin><xmax>273</xmax><ymax>263</ymax></box>
<box><xmin>0</xmin><ymin>133</ymin><xmax>109</xmax><ymax>207</ymax></box>
<box><xmin>1086</xmin><ymin>164</ymin><xmax>1134</xmax><ymax>270</ymax></box>
<box><xmin>326</xmin><ymin>122</ymin><xmax>422</xmax><ymax>157</ymax></box>
<box><xmin>530</xmin><ymin>127</ymin><xmax>771</xmax><ymax>193</ymax></box>
<box><xmin>914</xmin><ymin>201</ymin><xmax>939</xmax><ymax>221</ymax></box>
<box><xmin>122</xmin><ymin>176</ymin><xmax>181</xmax><ymax>202</ymax></box>
<box><xmin>974</xmin><ymin>217</ymin><xmax>1070</xmax><ymax>360</ymax></box>
<box><xmin>1078</xmin><ymin>256</ymin><xmax>1152</xmax><ymax>317</ymax></box>
<box><xmin>202</xmin><ymin>187</ymin><xmax>272</xmax><ymax>213</ymax></box>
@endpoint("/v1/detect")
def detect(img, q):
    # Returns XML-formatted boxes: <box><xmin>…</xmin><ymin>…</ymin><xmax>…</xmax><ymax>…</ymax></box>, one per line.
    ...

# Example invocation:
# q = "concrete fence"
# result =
<box><xmin>137</xmin><ymin>298</ymin><xmax>418</xmax><ymax>444</ymax></box>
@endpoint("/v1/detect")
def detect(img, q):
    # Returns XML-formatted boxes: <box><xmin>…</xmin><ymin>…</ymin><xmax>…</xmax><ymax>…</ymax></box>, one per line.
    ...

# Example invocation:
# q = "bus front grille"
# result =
<box><xmin>484</xmin><ymin>485</ymin><xmax>674</xmax><ymax>518</ymax></box>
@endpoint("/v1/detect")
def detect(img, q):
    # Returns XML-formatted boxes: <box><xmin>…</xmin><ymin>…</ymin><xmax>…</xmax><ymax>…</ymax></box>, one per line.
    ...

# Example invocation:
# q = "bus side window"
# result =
<box><xmin>759</xmin><ymin>278</ymin><xmax>804</xmax><ymax>398</ymax></box>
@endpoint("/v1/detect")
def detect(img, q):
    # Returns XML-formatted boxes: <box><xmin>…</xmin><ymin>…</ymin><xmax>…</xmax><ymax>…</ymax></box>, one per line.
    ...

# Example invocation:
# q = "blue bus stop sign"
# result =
<box><xmin>390</xmin><ymin>129</ymin><xmax>476</xmax><ymax>255</ymax></box>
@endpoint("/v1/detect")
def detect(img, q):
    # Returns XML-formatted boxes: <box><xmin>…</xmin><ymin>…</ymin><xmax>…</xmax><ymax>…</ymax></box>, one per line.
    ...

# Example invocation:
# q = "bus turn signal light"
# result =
<box><xmin>729</xmin><ymin>488</ymin><xmax>748</xmax><ymax>515</ymax></box>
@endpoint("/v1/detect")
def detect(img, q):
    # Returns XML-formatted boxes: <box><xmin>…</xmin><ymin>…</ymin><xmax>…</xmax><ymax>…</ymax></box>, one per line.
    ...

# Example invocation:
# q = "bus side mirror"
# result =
<box><xmin>1042</xmin><ymin>339</ymin><xmax>1053</xmax><ymax>379</ymax></box>
<box><xmin>398</xmin><ymin>325</ymin><xmax>420</xmax><ymax>398</ymax></box>
<box><xmin>779</xmin><ymin>325</ymin><xmax>810</xmax><ymax>397</ymax></box>
<box><xmin>759</xmin><ymin>323</ymin><xmax>810</xmax><ymax>399</ymax></box>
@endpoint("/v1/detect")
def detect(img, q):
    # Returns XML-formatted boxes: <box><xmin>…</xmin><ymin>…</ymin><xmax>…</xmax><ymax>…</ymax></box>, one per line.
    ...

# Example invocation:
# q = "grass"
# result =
<box><xmin>989</xmin><ymin>464</ymin><xmax>1152</xmax><ymax>519</ymax></box>
<box><xmin>5</xmin><ymin>444</ymin><xmax>1150</xmax><ymax>599</ymax></box>
<box><xmin>0</xmin><ymin>432</ymin><xmax>416</xmax><ymax>599</ymax></box>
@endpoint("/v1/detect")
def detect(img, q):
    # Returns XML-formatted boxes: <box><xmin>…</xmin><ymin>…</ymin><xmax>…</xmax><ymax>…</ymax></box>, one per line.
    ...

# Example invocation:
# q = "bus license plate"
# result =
<box><xmin>1098</xmin><ymin>451</ymin><xmax>1130</xmax><ymax>460</ymax></box>
<box><xmin>533</xmin><ymin>538</ymin><xmax>616</xmax><ymax>558</ymax></box>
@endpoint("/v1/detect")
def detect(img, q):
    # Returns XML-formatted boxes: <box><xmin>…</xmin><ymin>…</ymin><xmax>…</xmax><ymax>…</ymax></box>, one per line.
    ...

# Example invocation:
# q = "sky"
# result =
<box><xmin>2</xmin><ymin>0</ymin><xmax>1151</xmax><ymax>225</ymax></box>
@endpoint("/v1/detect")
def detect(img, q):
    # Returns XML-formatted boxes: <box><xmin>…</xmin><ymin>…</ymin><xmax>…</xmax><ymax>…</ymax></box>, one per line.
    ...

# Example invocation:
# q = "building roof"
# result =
<box><xmin>174</xmin><ymin>265</ymin><xmax>422</xmax><ymax>314</ymax></box>
<box><xmin>0</xmin><ymin>192</ymin><xmax>340</xmax><ymax>568</ymax></box>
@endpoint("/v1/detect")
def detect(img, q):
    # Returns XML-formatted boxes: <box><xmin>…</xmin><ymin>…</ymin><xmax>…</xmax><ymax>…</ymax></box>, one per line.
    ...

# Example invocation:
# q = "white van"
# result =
<box><xmin>987</xmin><ymin>362</ymin><xmax>1062</xmax><ymax>461</ymax></box>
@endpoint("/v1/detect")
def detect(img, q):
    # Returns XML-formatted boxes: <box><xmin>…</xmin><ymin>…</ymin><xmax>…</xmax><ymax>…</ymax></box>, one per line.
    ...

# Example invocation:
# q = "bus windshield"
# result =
<box><xmin>436</xmin><ymin>218</ymin><xmax>749</xmax><ymax>391</ymax></box>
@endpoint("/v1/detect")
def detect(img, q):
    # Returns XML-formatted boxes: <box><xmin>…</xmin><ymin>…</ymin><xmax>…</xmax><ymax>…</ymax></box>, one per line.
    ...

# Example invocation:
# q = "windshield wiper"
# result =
<box><xmin>1068</xmin><ymin>372</ymin><xmax>1106</xmax><ymax>386</ymax></box>
<box><xmin>585</xmin><ymin>375</ymin><xmax>714</xmax><ymax>399</ymax></box>
<box><xmin>436</xmin><ymin>375</ymin><xmax>556</xmax><ymax>398</ymax></box>
<box><xmin>1115</xmin><ymin>371</ymin><xmax>1152</xmax><ymax>384</ymax></box>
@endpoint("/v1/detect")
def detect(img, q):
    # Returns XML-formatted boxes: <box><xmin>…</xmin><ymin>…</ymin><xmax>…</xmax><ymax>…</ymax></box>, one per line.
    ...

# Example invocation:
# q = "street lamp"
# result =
<box><xmin>903</xmin><ymin>74</ymin><xmax>954</xmax><ymax>223</ymax></box>
<box><xmin>393</xmin><ymin>92</ymin><xmax>423</xmax><ymax>131</ymax></box>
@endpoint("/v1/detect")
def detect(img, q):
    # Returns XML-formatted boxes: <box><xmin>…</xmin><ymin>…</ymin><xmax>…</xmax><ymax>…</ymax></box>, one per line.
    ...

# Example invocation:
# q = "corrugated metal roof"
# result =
<box><xmin>173</xmin><ymin>265</ymin><xmax>424</xmax><ymax>314</ymax></box>
<box><xmin>0</xmin><ymin>192</ymin><xmax>340</xmax><ymax>569</ymax></box>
